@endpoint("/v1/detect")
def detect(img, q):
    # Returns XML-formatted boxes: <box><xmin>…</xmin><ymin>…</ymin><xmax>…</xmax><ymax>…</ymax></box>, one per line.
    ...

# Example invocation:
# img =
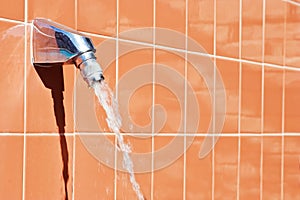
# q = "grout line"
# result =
<box><xmin>183</xmin><ymin>0</ymin><xmax>188</xmax><ymax>199</ymax></box>
<box><xmin>2</xmin><ymin>132</ymin><xmax>300</xmax><ymax>137</ymax></box>
<box><xmin>75</xmin><ymin>0</ymin><xmax>78</xmax><ymax>30</ymax></box>
<box><xmin>213</xmin><ymin>0</ymin><xmax>217</xmax><ymax>57</ymax></box>
<box><xmin>237</xmin><ymin>0</ymin><xmax>242</xmax><ymax>198</ymax></box>
<box><xmin>151</xmin><ymin>0</ymin><xmax>156</xmax><ymax>199</ymax></box>
<box><xmin>72</xmin><ymin>134</ymin><xmax>76</xmax><ymax>200</ymax></box>
<box><xmin>115</xmin><ymin>0</ymin><xmax>119</xmax><ymax>107</ymax></box>
<box><xmin>212</xmin><ymin>0</ymin><xmax>217</xmax><ymax>199</ymax></box>
<box><xmin>72</xmin><ymin>1</ymin><xmax>78</xmax><ymax>199</ymax></box>
<box><xmin>0</xmin><ymin>134</ymin><xmax>26</xmax><ymax>137</ymax></box>
<box><xmin>281</xmin><ymin>75</ymin><xmax>285</xmax><ymax>200</ymax></box>
<box><xmin>260</xmin><ymin>137</ymin><xmax>264</xmax><ymax>200</ymax></box>
<box><xmin>0</xmin><ymin>17</ymin><xmax>24</xmax><ymax>24</ymax></box>
<box><xmin>283</xmin><ymin>0</ymin><xmax>300</xmax><ymax>7</ymax></box>
<box><xmin>114</xmin><ymin>0</ymin><xmax>119</xmax><ymax>199</ymax></box>
<box><xmin>260</xmin><ymin>0</ymin><xmax>266</xmax><ymax>199</ymax></box>
<box><xmin>261</xmin><ymin>11</ymin><xmax>266</xmax><ymax>200</ymax></box>
<box><xmin>280</xmin><ymin>79</ymin><xmax>285</xmax><ymax>200</ymax></box>
<box><xmin>237</xmin><ymin>131</ymin><xmax>241</xmax><ymax>200</ymax></box>
<box><xmin>22</xmin><ymin>1</ymin><xmax>28</xmax><ymax>199</ymax></box>
<box><xmin>281</xmin><ymin>3</ymin><xmax>287</xmax><ymax>199</ymax></box>
<box><xmin>114</xmin><ymin>135</ymin><xmax>117</xmax><ymax>200</ymax></box>
<box><xmin>73</xmin><ymin>0</ymin><xmax>78</xmax><ymax>125</ymax></box>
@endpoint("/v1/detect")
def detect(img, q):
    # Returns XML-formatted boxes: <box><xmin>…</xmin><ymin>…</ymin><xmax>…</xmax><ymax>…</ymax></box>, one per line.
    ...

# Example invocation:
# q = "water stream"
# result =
<box><xmin>92</xmin><ymin>81</ymin><xmax>144</xmax><ymax>200</ymax></box>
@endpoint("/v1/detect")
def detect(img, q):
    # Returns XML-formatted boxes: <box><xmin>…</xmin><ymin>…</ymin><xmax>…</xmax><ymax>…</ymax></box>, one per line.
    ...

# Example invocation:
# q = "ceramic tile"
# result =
<box><xmin>25</xmin><ymin>135</ymin><xmax>73</xmax><ymax>200</ymax></box>
<box><xmin>239</xmin><ymin>137</ymin><xmax>261</xmax><ymax>199</ymax></box>
<box><xmin>262</xmin><ymin>137</ymin><xmax>281</xmax><ymax>200</ymax></box>
<box><xmin>284</xmin><ymin>69</ymin><xmax>300</xmax><ymax>132</ymax></box>
<box><xmin>26</xmin><ymin>62</ymin><xmax>74</xmax><ymax>133</ymax></box>
<box><xmin>116</xmin><ymin>135</ymin><xmax>151</xmax><ymax>200</ymax></box>
<box><xmin>74</xmin><ymin>135</ymin><xmax>115</xmax><ymax>199</ymax></box>
<box><xmin>28</xmin><ymin>0</ymin><xmax>75</xmax><ymax>28</ymax></box>
<box><xmin>77</xmin><ymin>0</ymin><xmax>116</xmax><ymax>36</ymax></box>
<box><xmin>264</xmin><ymin>0</ymin><xmax>285</xmax><ymax>65</ymax></box>
<box><xmin>119</xmin><ymin>0</ymin><xmax>153</xmax><ymax>43</ymax></box>
<box><xmin>186</xmin><ymin>53</ymin><xmax>213</xmax><ymax>133</ymax></box>
<box><xmin>28</xmin><ymin>9</ymin><xmax>78</xmax><ymax>134</ymax></box>
<box><xmin>156</xmin><ymin>0</ymin><xmax>186</xmax><ymax>49</ymax></box>
<box><xmin>216</xmin><ymin>59</ymin><xmax>239</xmax><ymax>133</ymax></box>
<box><xmin>118</xmin><ymin>42</ymin><xmax>153</xmax><ymax>133</ymax></box>
<box><xmin>216</xmin><ymin>0</ymin><xmax>240</xmax><ymax>58</ymax></box>
<box><xmin>214</xmin><ymin>137</ymin><xmax>238</xmax><ymax>199</ymax></box>
<box><xmin>0</xmin><ymin>21</ymin><xmax>24</xmax><ymax>133</ymax></box>
<box><xmin>153</xmin><ymin>136</ymin><xmax>184</xmax><ymax>199</ymax></box>
<box><xmin>186</xmin><ymin>137</ymin><xmax>212</xmax><ymax>199</ymax></box>
<box><xmin>240</xmin><ymin>63</ymin><xmax>262</xmax><ymax>133</ymax></box>
<box><xmin>284</xmin><ymin>136</ymin><xmax>300</xmax><ymax>199</ymax></box>
<box><xmin>116</xmin><ymin>171</ymin><xmax>151</xmax><ymax>200</ymax></box>
<box><xmin>263</xmin><ymin>67</ymin><xmax>283</xmax><ymax>133</ymax></box>
<box><xmin>241</xmin><ymin>0</ymin><xmax>263</xmax><ymax>62</ymax></box>
<box><xmin>0</xmin><ymin>0</ymin><xmax>24</xmax><ymax>20</ymax></box>
<box><xmin>188</xmin><ymin>0</ymin><xmax>214</xmax><ymax>54</ymax></box>
<box><xmin>285</xmin><ymin>3</ymin><xmax>300</xmax><ymax>68</ymax></box>
<box><xmin>0</xmin><ymin>136</ymin><xmax>23</xmax><ymax>200</ymax></box>
<box><xmin>154</xmin><ymin>49</ymin><xmax>185</xmax><ymax>133</ymax></box>
<box><xmin>75</xmin><ymin>37</ymin><xmax>116</xmax><ymax>133</ymax></box>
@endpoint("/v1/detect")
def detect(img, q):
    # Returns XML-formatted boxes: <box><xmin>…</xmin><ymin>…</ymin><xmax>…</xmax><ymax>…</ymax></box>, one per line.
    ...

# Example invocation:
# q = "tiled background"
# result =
<box><xmin>0</xmin><ymin>0</ymin><xmax>300</xmax><ymax>199</ymax></box>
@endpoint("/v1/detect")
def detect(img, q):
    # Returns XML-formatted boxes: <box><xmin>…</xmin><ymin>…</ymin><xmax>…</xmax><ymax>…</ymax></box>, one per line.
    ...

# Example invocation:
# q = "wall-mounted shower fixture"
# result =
<box><xmin>32</xmin><ymin>18</ymin><xmax>104</xmax><ymax>87</ymax></box>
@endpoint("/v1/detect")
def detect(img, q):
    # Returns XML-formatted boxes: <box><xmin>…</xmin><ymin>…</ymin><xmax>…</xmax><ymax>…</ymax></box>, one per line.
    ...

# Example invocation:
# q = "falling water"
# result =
<box><xmin>92</xmin><ymin>81</ymin><xmax>144</xmax><ymax>200</ymax></box>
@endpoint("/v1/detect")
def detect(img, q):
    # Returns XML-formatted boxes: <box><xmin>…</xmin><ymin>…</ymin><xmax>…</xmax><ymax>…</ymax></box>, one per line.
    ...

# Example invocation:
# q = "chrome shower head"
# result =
<box><xmin>32</xmin><ymin>18</ymin><xmax>104</xmax><ymax>86</ymax></box>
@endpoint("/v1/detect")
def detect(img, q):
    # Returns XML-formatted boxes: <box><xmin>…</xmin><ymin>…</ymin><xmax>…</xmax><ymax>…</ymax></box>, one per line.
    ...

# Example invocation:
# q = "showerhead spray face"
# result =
<box><xmin>32</xmin><ymin>18</ymin><xmax>104</xmax><ymax>86</ymax></box>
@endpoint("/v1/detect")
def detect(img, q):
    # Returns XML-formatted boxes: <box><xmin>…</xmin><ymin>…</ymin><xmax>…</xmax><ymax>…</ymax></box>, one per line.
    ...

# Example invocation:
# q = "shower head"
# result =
<box><xmin>32</xmin><ymin>18</ymin><xmax>104</xmax><ymax>86</ymax></box>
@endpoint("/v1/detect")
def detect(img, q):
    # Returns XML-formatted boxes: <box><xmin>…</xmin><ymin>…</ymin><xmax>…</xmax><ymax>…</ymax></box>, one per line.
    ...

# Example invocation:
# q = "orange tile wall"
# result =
<box><xmin>0</xmin><ymin>0</ymin><xmax>300</xmax><ymax>199</ymax></box>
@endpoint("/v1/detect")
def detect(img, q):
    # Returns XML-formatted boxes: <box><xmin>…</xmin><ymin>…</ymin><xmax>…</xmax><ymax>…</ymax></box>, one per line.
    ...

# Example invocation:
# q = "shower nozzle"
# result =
<box><xmin>32</xmin><ymin>18</ymin><xmax>104</xmax><ymax>86</ymax></box>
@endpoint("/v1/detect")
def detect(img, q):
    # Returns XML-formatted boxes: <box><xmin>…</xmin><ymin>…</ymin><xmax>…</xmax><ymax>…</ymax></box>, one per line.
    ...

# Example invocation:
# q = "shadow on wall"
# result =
<box><xmin>33</xmin><ymin>64</ymin><xmax>70</xmax><ymax>200</ymax></box>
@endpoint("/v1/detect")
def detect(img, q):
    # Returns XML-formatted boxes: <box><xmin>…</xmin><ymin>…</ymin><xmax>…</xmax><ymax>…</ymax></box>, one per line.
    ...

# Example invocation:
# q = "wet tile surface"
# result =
<box><xmin>26</xmin><ymin>63</ymin><xmax>74</xmax><ymax>133</ymax></box>
<box><xmin>0</xmin><ymin>0</ymin><xmax>24</xmax><ymax>21</ymax></box>
<box><xmin>153</xmin><ymin>136</ymin><xmax>184</xmax><ymax>199</ymax></box>
<box><xmin>216</xmin><ymin>0</ymin><xmax>240</xmax><ymax>58</ymax></box>
<box><xmin>241</xmin><ymin>0</ymin><xmax>263</xmax><ymax>62</ymax></box>
<box><xmin>186</xmin><ymin>53</ymin><xmax>212</xmax><ymax>133</ymax></box>
<box><xmin>28</xmin><ymin>0</ymin><xmax>75</xmax><ymax>28</ymax></box>
<box><xmin>155</xmin><ymin>49</ymin><xmax>185</xmax><ymax>133</ymax></box>
<box><xmin>240</xmin><ymin>63</ymin><xmax>262</xmax><ymax>133</ymax></box>
<box><xmin>186</xmin><ymin>137</ymin><xmax>212</xmax><ymax>199</ymax></box>
<box><xmin>77</xmin><ymin>0</ymin><xmax>116</xmax><ymax>36</ymax></box>
<box><xmin>74</xmin><ymin>135</ymin><xmax>115</xmax><ymax>200</ymax></box>
<box><xmin>265</xmin><ymin>0</ymin><xmax>285</xmax><ymax>66</ymax></box>
<box><xmin>118</xmin><ymin>43</ymin><xmax>153</xmax><ymax>133</ymax></box>
<box><xmin>284</xmin><ymin>136</ymin><xmax>300</xmax><ymax>199</ymax></box>
<box><xmin>262</xmin><ymin>136</ymin><xmax>282</xmax><ymax>199</ymax></box>
<box><xmin>239</xmin><ymin>137</ymin><xmax>261</xmax><ymax>199</ymax></box>
<box><xmin>263</xmin><ymin>67</ymin><xmax>283</xmax><ymax>133</ymax></box>
<box><xmin>25</xmin><ymin>135</ymin><xmax>73</xmax><ymax>200</ymax></box>
<box><xmin>284</xmin><ymin>70</ymin><xmax>300</xmax><ymax>132</ymax></box>
<box><xmin>0</xmin><ymin>136</ymin><xmax>23</xmax><ymax>200</ymax></box>
<box><xmin>214</xmin><ymin>137</ymin><xmax>238</xmax><ymax>200</ymax></box>
<box><xmin>188</xmin><ymin>0</ymin><xmax>214</xmax><ymax>54</ymax></box>
<box><xmin>216</xmin><ymin>59</ymin><xmax>239</xmax><ymax>133</ymax></box>
<box><xmin>0</xmin><ymin>21</ymin><xmax>24</xmax><ymax>133</ymax></box>
<box><xmin>156</xmin><ymin>0</ymin><xmax>186</xmax><ymax>49</ymax></box>
<box><xmin>119</xmin><ymin>0</ymin><xmax>153</xmax><ymax>43</ymax></box>
<box><xmin>285</xmin><ymin>3</ymin><xmax>300</xmax><ymax>68</ymax></box>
